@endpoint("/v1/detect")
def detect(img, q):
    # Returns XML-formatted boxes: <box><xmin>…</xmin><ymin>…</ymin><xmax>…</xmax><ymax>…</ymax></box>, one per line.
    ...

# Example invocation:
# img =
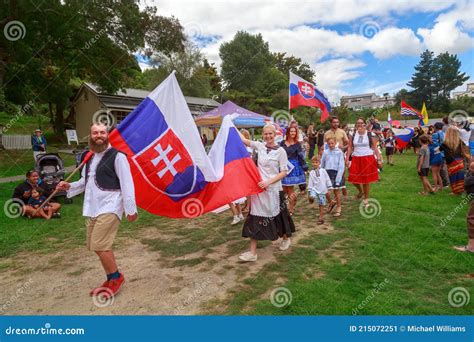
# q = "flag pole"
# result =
<box><xmin>288</xmin><ymin>71</ymin><xmax>291</xmax><ymax>122</ymax></box>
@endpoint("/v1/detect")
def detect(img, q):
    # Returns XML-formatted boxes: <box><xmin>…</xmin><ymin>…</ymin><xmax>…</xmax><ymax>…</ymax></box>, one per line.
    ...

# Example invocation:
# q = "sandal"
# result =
<box><xmin>317</xmin><ymin>219</ymin><xmax>324</xmax><ymax>225</ymax></box>
<box><xmin>453</xmin><ymin>246</ymin><xmax>474</xmax><ymax>253</ymax></box>
<box><xmin>333</xmin><ymin>212</ymin><xmax>342</xmax><ymax>217</ymax></box>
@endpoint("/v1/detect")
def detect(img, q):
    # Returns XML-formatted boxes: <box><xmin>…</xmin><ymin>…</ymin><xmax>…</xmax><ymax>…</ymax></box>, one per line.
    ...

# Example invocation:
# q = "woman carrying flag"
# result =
<box><xmin>238</xmin><ymin>124</ymin><xmax>295</xmax><ymax>262</ymax></box>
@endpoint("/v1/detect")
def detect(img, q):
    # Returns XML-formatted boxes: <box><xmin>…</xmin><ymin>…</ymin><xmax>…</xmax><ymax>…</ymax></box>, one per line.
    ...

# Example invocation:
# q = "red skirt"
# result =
<box><xmin>348</xmin><ymin>155</ymin><xmax>379</xmax><ymax>184</ymax></box>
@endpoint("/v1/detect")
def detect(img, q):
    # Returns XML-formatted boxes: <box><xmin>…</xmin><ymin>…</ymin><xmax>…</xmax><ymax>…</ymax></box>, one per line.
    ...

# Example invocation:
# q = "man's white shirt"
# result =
<box><xmin>67</xmin><ymin>146</ymin><xmax>137</xmax><ymax>219</ymax></box>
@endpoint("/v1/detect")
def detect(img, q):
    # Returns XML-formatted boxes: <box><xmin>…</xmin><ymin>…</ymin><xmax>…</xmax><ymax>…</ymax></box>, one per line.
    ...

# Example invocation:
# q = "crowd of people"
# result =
<box><xmin>235</xmin><ymin>115</ymin><xmax>474</xmax><ymax>261</ymax></box>
<box><xmin>9</xmin><ymin>116</ymin><xmax>473</xmax><ymax>302</ymax></box>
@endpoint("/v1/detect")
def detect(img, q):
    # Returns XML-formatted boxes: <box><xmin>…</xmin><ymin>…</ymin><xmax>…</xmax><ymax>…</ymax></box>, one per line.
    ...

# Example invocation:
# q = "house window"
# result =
<box><xmin>112</xmin><ymin>110</ymin><xmax>131</xmax><ymax>124</ymax></box>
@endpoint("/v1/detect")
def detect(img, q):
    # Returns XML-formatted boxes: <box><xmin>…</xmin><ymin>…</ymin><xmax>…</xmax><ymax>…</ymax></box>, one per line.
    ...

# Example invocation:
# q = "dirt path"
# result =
<box><xmin>0</xmin><ymin>211</ymin><xmax>335</xmax><ymax>315</ymax></box>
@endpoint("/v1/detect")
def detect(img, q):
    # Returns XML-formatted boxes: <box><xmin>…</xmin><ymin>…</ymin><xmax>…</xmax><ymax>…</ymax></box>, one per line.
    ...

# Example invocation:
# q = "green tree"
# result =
<box><xmin>394</xmin><ymin>88</ymin><xmax>414</xmax><ymax>107</ymax></box>
<box><xmin>1</xmin><ymin>0</ymin><xmax>184</xmax><ymax>134</ymax></box>
<box><xmin>407</xmin><ymin>50</ymin><xmax>435</xmax><ymax>108</ymax></box>
<box><xmin>450</xmin><ymin>95</ymin><xmax>474</xmax><ymax>116</ymax></box>
<box><xmin>432</xmin><ymin>52</ymin><xmax>469</xmax><ymax>111</ymax></box>
<box><xmin>272</xmin><ymin>52</ymin><xmax>315</xmax><ymax>83</ymax></box>
<box><xmin>145</xmin><ymin>42</ymin><xmax>215</xmax><ymax>98</ymax></box>
<box><xmin>202</xmin><ymin>59</ymin><xmax>222</xmax><ymax>93</ymax></box>
<box><xmin>219</xmin><ymin>31</ymin><xmax>274</xmax><ymax>94</ymax></box>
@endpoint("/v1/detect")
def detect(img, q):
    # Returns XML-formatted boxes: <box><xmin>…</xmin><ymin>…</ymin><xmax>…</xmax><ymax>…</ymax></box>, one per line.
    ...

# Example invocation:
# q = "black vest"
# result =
<box><xmin>85</xmin><ymin>148</ymin><xmax>123</xmax><ymax>191</ymax></box>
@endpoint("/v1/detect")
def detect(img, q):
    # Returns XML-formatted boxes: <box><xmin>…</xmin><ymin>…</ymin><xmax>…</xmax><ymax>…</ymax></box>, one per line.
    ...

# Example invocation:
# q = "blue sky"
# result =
<box><xmin>142</xmin><ymin>0</ymin><xmax>473</xmax><ymax>102</ymax></box>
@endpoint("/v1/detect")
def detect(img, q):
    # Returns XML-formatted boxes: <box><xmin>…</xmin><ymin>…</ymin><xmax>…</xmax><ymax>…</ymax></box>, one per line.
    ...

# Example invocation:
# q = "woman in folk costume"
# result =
<box><xmin>346</xmin><ymin>117</ymin><xmax>383</xmax><ymax>207</ymax></box>
<box><xmin>238</xmin><ymin>124</ymin><xmax>295</xmax><ymax>262</ymax></box>
<box><xmin>280</xmin><ymin>124</ymin><xmax>308</xmax><ymax>215</ymax></box>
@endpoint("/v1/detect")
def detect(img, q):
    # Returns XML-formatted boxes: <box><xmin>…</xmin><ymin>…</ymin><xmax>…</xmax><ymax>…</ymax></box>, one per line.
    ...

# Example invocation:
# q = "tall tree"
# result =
<box><xmin>433</xmin><ymin>52</ymin><xmax>469</xmax><ymax>100</ymax></box>
<box><xmin>407</xmin><ymin>50</ymin><xmax>435</xmax><ymax>108</ymax></box>
<box><xmin>219</xmin><ymin>31</ymin><xmax>274</xmax><ymax>93</ymax></box>
<box><xmin>1</xmin><ymin>0</ymin><xmax>185</xmax><ymax>134</ymax></box>
<box><xmin>145</xmin><ymin>42</ymin><xmax>215</xmax><ymax>98</ymax></box>
<box><xmin>272</xmin><ymin>52</ymin><xmax>315</xmax><ymax>83</ymax></box>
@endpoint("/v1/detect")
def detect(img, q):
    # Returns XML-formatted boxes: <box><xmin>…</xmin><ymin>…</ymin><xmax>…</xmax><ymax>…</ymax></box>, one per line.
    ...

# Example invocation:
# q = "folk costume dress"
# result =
<box><xmin>279</xmin><ymin>141</ymin><xmax>308</xmax><ymax>186</ymax></box>
<box><xmin>242</xmin><ymin>141</ymin><xmax>295</xmax><ymax>241</ymax></box>
<box><xmin>348</xmin><ymin>132</ymin><xmax>379</xmax><ymax>184</ymax></box>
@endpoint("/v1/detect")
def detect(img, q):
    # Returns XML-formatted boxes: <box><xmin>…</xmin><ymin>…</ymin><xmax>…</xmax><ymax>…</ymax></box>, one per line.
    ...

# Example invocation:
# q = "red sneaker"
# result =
<box><xmin>102</xmin><ymin>273</ymin><xmax>125</xmax><ymax>299</ymax></box>
<box><xmin>89</xmin><ymin>280</ymin><xmax>110</xmax><ymax>297</ymax></box>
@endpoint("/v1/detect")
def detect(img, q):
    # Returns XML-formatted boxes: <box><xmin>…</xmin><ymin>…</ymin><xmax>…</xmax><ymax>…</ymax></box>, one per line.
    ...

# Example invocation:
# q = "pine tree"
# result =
<box><xmin>407</xmin><ymin>50</ymin><xmax>435</xmax><ymax>108</ymax></box>
<box><xmin>433</xmin><ymin>52</ymin><xmax>469</xmax><ymax>100</ymax></box>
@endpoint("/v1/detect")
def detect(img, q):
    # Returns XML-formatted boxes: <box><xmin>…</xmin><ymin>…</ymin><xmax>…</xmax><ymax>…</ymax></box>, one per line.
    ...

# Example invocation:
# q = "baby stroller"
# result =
<box><xmin>35</xmin><ymin>153</ymin><xmax>72</xmax><ymax>204</ymax></box>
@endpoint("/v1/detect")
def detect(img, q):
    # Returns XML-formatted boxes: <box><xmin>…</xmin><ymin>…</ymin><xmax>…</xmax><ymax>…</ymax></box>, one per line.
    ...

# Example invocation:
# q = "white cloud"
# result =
<box><xmin>362</xmin><ymin>79</ymin><xmax>410</xmax><ymax>95</ymax></box>
<box><xmin>143</xmin><ymin>0</ymin><xmax>472</xmax><ymax>99</ymax></box>
<box><xmin>417</xmin><ymin>0</ymin><xmax>474</xmax><ymax>54</ymax></box>
<box><xmin>313</xmin><ymin>58</ymin><xmax>366</xmax><ymax>102</ymax></box>
<box><xmin>368</xmin><ymin>28</ymin><xmax>422</xmax><ymax>58</ymax></box>
<box><xmin>418</xmin><ymin>21</ymin><xmax>474</xmax><ymax>54</ymax></box>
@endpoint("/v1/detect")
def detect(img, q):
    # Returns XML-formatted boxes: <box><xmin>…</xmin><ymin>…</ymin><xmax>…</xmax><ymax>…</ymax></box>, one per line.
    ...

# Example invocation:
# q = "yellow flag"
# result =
<box><xmin>421</xmin><ymin>102</ymin><xmax>429</xmax><ymax>126</ymax></box>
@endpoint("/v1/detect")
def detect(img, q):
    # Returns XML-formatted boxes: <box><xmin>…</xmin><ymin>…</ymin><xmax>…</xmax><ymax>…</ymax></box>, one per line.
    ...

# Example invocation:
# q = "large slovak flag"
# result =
<box><xmin>392</xmin><ymin>127</ymin><xmax>414</xmax><ymax>149</ymax></box>
<box><xmin>289</xmin><ymin>71</ymin><xmax>331</xmax><ymax>122</ymax></box>
<box><xmin>109</xmin><ymin>72</ymin><xmax>262</xmax><ymax>218</ymax></box>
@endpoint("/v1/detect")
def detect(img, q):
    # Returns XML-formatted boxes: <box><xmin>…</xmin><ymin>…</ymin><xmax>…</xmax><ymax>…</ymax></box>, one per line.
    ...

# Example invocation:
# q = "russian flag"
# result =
<box><xmin>109</xmin><ymin>72</ymin><xmax>262</xmax><ymax>218</ymax></box>
<box><xmin>392</xmin><ymin>127</ymin><xmax>414</xmax><ymax>149</ymax></box>
<box><xmin>289</xmin><ymin>72</ymin><xmax>331</xmax><ymax>122</ymax></box>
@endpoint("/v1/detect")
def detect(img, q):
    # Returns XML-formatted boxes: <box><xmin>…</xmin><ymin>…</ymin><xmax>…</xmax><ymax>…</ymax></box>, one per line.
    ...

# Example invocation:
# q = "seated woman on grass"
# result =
<box><xmin>12</xmin><ymin>169</ymin><xmax>61</xmax><ymax>218</ymax></box>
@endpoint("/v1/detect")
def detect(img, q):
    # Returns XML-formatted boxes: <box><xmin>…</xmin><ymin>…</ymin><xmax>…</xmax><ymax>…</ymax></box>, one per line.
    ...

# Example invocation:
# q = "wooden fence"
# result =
<box><xmin>1</xmin><ymin>135</ymin><xmax>31</xmax><ymax>150</ymax></box>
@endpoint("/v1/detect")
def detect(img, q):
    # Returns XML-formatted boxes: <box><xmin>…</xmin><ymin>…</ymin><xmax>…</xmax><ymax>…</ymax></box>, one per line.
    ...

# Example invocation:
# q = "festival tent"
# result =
<box><xmin>195</xmin><ymin>100</ymin><xmax>269</xmax><ymax>128</ymax></box>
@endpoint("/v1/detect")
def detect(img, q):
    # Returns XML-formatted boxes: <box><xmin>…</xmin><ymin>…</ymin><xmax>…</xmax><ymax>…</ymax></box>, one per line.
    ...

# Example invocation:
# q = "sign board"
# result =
<box><xmin>66</xmin><ymin>129</ymin><xmax>79</xmax><ymax>145</ymax></box>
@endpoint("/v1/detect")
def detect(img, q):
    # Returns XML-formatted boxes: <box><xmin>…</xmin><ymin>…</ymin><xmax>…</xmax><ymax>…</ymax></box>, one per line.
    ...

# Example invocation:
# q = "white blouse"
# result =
<box><xmin>250</xmin><ymin>141</ymin><xmax>288</xmax><ymax>191</ymax></box>
<box><xmin>352</xmin><ymin>132</ymin><xmax>374</xmax><ymax>157</ymax></box>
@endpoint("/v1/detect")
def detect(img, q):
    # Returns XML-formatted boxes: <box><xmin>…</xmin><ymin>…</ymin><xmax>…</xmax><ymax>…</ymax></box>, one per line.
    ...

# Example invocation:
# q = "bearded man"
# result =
<box><xmin>57</xmin><ymin>123</ymin><xmax>137</xmax><ymax>299</ymax></box>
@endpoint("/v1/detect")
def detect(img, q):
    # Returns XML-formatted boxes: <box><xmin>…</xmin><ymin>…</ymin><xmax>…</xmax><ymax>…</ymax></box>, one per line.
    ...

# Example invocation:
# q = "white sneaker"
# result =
<box><xmin>238</xmin><ymin>214</ymin><xmax>244</xmax><ymax>220</ymax></box>
<box><xmin>231</xmin><ymin>216</ymin><xmax>241</xmax><ymax>225</ymax></box>
<box><xmin>239</xmin><ymin>252</ymin><xmax>257</xmax><ymax>262</ymax></box>
<box><xmin>279</xmin><ymin>238</ymin><xmax>291</xmax><ymax>251</ymax></box>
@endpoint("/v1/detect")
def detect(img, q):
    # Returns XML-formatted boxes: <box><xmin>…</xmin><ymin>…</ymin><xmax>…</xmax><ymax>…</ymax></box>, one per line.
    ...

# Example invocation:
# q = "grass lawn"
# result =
<box><xmin>0</xmin><ymin>111</ymin><xmax>53</xmax><ymax>135</ymax></box>
<box><xmin>0</xmin><ymin>147</ymin><xmax>77</xmax><ymax>178</ymax></box>
<box><xmin>223</xmin><ymin>152</ymin><xmax>473</xmax><ymax>315</ymax></box>
<box><xmin>0</xmin><ymin>152</ymin><xmax>472</xmax><ymax>314</ymax></box>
